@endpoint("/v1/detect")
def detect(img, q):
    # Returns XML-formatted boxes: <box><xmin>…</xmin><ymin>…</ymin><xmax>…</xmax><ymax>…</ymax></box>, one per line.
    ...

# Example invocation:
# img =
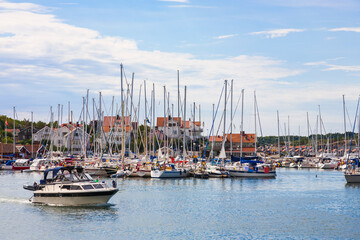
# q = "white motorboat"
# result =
<box><xmin>24</xmin><ymin>166</ymin><xmax>118</xmax><ymax>206</ymax></box>
<box><xmin>206</xmin><ymin>165</ymin><xmax>229</xmax><ymax>178</ymax></box>
<box><xmin>29</xmin><ymin>158</ymin><xmax>61</xmax><ymax>172</ymax></box>
<box><xmin>317</xmin><ymin>158</ymin><xmax>338</xmax><ymax>169</ymax></box>
<box><xmin>151</xmin><ymin>164</ymin><xmax>189</xmax><ymax>178</ymax></box>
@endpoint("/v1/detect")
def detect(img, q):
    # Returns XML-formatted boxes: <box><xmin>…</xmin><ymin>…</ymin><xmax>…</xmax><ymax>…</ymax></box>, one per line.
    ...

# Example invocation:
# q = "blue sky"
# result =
<box><xmin>0</xmin><ymin>0</ymin><xmax>359</xmax><ymax>136</ymax></box>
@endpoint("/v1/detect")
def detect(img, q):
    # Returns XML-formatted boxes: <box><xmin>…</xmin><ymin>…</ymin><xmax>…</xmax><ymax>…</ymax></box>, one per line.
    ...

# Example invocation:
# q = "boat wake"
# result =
<box><xmin>0</xmin><ymin>197</ymin><xmax>31</xmax><ymax>205</ymax></box>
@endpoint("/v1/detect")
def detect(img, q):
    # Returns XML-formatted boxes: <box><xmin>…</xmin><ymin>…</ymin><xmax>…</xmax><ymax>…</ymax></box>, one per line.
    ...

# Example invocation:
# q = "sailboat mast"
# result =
<box><xmin>13</xmin><ymin>106</ymin><xmax>15</xmax><ymax>158</ymax></box>
<box><xmin>358</xmin><ymin>97</ymin><xmax>360</xmax><ymax>158</ymax></box>
<box><xmin>230</xmin><ymin>80</ymin><xmax>233</xmax><ymax>156</ymax></box>
<box><xmin>177</xmin><ymin>70</ymin><xmax>180</xmax><ymax>156</ymax></box>
<box><xmin>152</xmin><ymin>83</ymin><xmax>155</xmax><ymax>157</ymax></box>
<box><xmin>144</xmin><ymin>80</ymin><xmax>148</xmax><ymax>157</ymax></box>
<box><xmin>343</xmin><ymin>95</ymin><xmax>347</xmax><ymax>156</ymax></box>
<box><xmin>240</xmin><ymin>89</ymin><xmax>244</xmax><ymax>158</ymax></box>
<box><xmin>319</xmin><ymin>105</ymin><xmax>323</xmax><ymax>155</ymax></box>
<box><xmin>211</xmin><ymin>104</ymin><xmax>215</xmax><ymax>159</ymax></box>
<box><xmin>120</xmin><ymin>64</ymin><xmax>125</xmax><ymax>165</ymax></box>
<box><xmin>254</xmin><ymin>91</ymin><xmax>257</xmax><ymax>157</ymax></box>
<box><xmin>223</xmin><ymin>80</ymin><xmax>227</xmax><ymax>160</ymax></box>
<box><xmin>31</xmin><ymin>111</ymin><xmax>33</xmax><ymax>159</ymax></box>
<box><xmin>50</xmin><ymin>106</ymin><xmax>53</xmax><ymax>157</ymax></box>
<box><xmin>183</xmin><ymin>86</ymin><xmax>187</xmax><ymax>159</ymax></box>
<box><xmin>130</xmin><ymin>73</ymin><xmax>134</xmax><ymax>155</ymax></box>
<box><xmin>277</xmin><ymin>110</ymin><xmax>280</xmax><ymax>157</ymax></box>
<box><xmin>306</xmin><ymin>112</ymin><xmax>310</xmax><ymax>155</ymax></box>
<box><xmin>163</xmin><ymin>85</ymin><xmax>166</xmax><ymax>156</ymax></box>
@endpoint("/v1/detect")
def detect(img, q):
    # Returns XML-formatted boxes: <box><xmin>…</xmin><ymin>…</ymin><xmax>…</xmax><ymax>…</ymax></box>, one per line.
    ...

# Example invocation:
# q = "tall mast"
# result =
<box><xmin>306</xmin><ymin>112</ymin><xmax>310</xmax><ymax>155</ymax></box>
<box><xmin>82</xmin><ymin>97</ymin><xmax>85</xmax><ymax>156</ymax></box>
<box><xmin>183</xmin><ymin>86</ymin><xmax>187</xmax><ymax>159</ymax></box>
<box><xmin>13</xmin><ymin>106</ymin><xmax>15</xmax><ymax>158</ymax></box>
<box><xmin>230</xmin><ymin>80</ymin><xmax>233</xmax><ymax>156</ymax></box>
<box><xmin>99</xmin><ymin>92</ymin><xmax>102</xmax><ymax>154</ymax></box>
<box><xmin>85</xmin><ymin>89</ymin><xmax>89</xmax><ymax>157</ymax></box>
<box><xmin>223</xmin><ymin>80</ymin><xmax>227</xmax><ymax>160</ymax></box>
<box><xmin>358</xmin><ymin>96</ymin><xmax>360</xmax><ymax>158</ymax></box>
<box><xmin>288</xmin><ymin>115</ymin><xmax>291</xmax><ymax>156</ymax></box>
<box><xmin>284</xmin><ymin>123</ymin><xmax>287</xmax><ymax>155</ymax></box>
<box><xmin>68</xmin><ymin>101</ymin><xmax>70</xmax><ymax>124</ymax></box>
<box><xmin>177</xmin><ymin>70</ymin><xmax>180</xmax><ymax>156</ymax></box>
<box><xmin>120</xmin><ymin>64</ymin><xmax>125</xmax><ymax>164</ymax></box>
<box><xmin>315</xmin><ymin>115</ymin><xmax>318</xmax><ymax>156</ymax></box>
<box><xmin>254</xmin><ymin>91</ymin><xmax>257</xmax><ymax>157</ymax></box>
<box><xmin>343</xmin><ymin>95</ymin><xmax>347</xmax><ymax>157</ymax></box>
<box><xmin>318</xmin><ymin>105</ymin><xmax>323</xmax><ymax>155</ymax></box>
<box><xmin>144</xmin><ymin>80</ymin><xmax>148</xmax><ymax>157</ymax></box>
<box><xmin>31</xmin><ymin>111</ymin><xmax>34</xmax><ymax>159</ymax></box>
<box><xmin>152</xmin><ymin>83</ymin><xmax>155</xmax><ymax>157</ymax></box>
<box><xmin>277</xmin><ymin>110</ymin><xmax>280</xmax><ymax>157</ymax></box>
<box><xmin>50</xmin><ymin>106</ymin><xmax>53</xmax><ymax>157</ymax></box>
<box><xmin>57</xmin><ymin>104</ymin><xmax>60</xmax><ymax>152</ymax></box>
<box><xmin>92</xmin><ymin>98</ymin><xmax>95</xmax><ymax>156</ymax></box>
<box><xmin>199</xmin><ymin>104</ymin><xmax>201</xmax><ymax>155</ymax></box>
<box><xmin>163</xmin><ymin>85</ymin><xmax>166</xmax><ymax>155</ymax></box>
<box><xmin>211</xmin><ymin>104</ymin><xmax>215</xmax><ymax>159</ymax></box>
<box><xmin>130</xmin><ymin>73</ymin><xmax>134</xmax><ymax>154</ymax></box>
<box><xmin>60</xmin><ymin>105</ymin><xmax>63</xmax><ymax>153</ymax></box>
<box><xmin>193</xmin><ymin>101</ymin><xmax>195</xmax><ymax>156</ymax></box>
<box><xmin>240</xmin><ymin>89</ymin><xmax>244</xmax><ymax>158</ymax></box>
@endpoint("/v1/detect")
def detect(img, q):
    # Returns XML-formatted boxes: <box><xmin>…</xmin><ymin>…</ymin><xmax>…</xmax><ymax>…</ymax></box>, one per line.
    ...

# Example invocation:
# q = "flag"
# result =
<box><xmin>5</xmin><ymin>120</ymin><xmax>8</xmax><ymax>126</ymax></box>
<box><xmin>146</xmin><ymin>118</ymin><xmax>150</xmax><ymax>124</ymax></box>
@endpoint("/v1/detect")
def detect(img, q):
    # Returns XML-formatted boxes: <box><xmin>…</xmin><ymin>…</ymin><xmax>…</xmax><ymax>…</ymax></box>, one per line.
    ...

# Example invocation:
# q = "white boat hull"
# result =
<box><xmin>32</xmin><ymin>189</ymin><xmax>118</xmax><ymax>206</ymax></box>
<box><xmin>151</xmin><ymin>169</ymin><xmax>188</xmax><ymax>178</ymax></box>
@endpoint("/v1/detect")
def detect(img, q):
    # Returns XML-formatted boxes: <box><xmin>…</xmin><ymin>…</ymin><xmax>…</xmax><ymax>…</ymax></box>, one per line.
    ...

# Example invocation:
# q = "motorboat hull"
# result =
<box><xmin>32</xmin><ymin>189</ymin><xmax>118</xmax><ymax>206</ymax></box>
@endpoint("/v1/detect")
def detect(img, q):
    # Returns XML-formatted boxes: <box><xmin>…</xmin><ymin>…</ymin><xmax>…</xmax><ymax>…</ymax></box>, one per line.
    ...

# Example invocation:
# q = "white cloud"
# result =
<box><xmin>304</xmin><ymin>60</ymin><xmax>360</xmax><ymax>72</ymax></box>
<box><xmin>0</xmin><ymin>0</ymin><xmax>50</xmax><ymax>13</ymax></box>
<box><xmin>250</xmin><ymin>28</ymin><xmax>305</xmax><ymax>38</ymax></box>
<box><xmin>214</xmin><ymin>34</ymin><xmax>238</xmax><ymax>40</ymax></box>
<box><xmin>324</xmin><ymin>64</ymin><xmax>360</xmax><ymax>72</ymax></box>
<box><xmin>167</xmin><ymin>4</ymin><xmax>213</xmax><ymax>8</ymax></box>
<box><xmin>329</xmin><ymin>27</ymin><xmax>360</xmax><ymax>33</ymax></box>
<box><xmin>158</xmin><ymin>0</ymin><xmax>189</xmax><ymax>3</ymax></box>
<box><xmin>261</xmin><ymin>0</ymin><xmax>360</xmax><ymax>9</ymax></box>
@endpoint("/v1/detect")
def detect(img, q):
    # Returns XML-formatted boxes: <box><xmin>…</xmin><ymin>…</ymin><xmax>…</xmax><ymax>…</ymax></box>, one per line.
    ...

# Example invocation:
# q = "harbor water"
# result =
<box><xmin>0</xmin><ymin>168</ymin><xmax>359</xmax><ymax>239</ymax></box>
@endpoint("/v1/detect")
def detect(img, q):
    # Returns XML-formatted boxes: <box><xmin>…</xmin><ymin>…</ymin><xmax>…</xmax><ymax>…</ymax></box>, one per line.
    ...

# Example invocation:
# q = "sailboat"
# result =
<box><xmin>344</xmin><ymin>96</ymin><xmax>360</xmax><ymax>183</ymax></box>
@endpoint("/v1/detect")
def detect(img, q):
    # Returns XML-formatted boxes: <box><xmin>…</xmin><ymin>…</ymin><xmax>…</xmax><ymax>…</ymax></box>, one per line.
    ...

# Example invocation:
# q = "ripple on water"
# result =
<box><xmin>0</xmin><ymin>168</ymin><xmax>359</xmax><ymax>239</ymax></box>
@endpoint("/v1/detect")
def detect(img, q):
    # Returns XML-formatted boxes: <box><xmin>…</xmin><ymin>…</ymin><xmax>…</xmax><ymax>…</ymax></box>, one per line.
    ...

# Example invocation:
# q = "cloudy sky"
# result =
<box><xmin>0</xmin><ymin>0</ymin><xmax>359</xmax><ymax>136</ymax></box>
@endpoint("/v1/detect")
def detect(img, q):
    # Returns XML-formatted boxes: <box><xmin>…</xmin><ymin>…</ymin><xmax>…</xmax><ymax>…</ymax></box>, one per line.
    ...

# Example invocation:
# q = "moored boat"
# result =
<box><xmin>24</xmin><ymin>166</ymin><xmax>118</xmax><ymax>206</ymax></box>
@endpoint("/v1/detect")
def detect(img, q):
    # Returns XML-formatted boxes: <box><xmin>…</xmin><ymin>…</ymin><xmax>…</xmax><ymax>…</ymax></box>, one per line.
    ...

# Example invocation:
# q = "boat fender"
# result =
<box><xmin>112</xmin><ymin>180</ymin><xmax>117</xmax><ymax>188</ymax></box>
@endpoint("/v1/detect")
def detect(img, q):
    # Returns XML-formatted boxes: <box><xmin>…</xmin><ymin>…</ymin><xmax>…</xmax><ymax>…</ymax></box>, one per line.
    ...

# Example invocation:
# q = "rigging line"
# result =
<box><xmin>201</xmin><ymin>84</ymin><xmax>225</xmax><ymax>159</ymax></box>
<box><xmin>346</xmin><ymin>96</ymin><xmax>360</xmax><ymax>166</ymax></box>
<box><xmin>213</xmin><ymin>85</ymin><xmax>233</xmax><ymax>140</ymax></box>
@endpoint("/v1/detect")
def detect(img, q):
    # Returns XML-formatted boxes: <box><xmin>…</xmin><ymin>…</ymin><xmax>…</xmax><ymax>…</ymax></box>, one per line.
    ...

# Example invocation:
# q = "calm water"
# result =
<box><xmin>0</xmin><ymin>168</ymin><xmax>359</xmax><ymax>240</ymax></box>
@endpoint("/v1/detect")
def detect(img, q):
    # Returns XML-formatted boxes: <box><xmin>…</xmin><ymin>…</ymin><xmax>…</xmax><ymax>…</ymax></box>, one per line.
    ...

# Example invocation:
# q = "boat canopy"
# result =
<box><xmin>230</xmin><ymin>155</ymin><xmax>264</xmax><ymax>164</ymax></box>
